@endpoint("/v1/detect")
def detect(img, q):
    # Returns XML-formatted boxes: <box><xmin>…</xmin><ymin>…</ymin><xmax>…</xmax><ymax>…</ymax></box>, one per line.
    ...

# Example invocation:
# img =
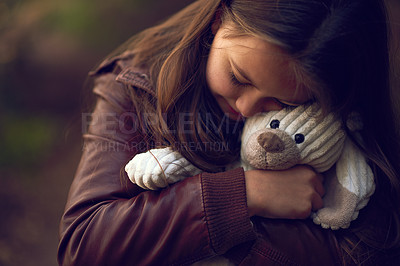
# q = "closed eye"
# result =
<box><xmin>229</xmin><ymin>70</ymin><xmax>306</xmax><ymax>109</ymax></box>
<box><xmin>229</xmin><ymin>72</ymin><xmax>252</xmax><ymax>87</ymax></box>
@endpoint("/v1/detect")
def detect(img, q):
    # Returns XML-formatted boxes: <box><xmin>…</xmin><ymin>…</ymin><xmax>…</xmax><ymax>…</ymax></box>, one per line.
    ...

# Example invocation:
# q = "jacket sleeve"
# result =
<box><xmin>57</xmin><ymin>71</ymin><xmax>256</xmax><ymax>266</ymax></box>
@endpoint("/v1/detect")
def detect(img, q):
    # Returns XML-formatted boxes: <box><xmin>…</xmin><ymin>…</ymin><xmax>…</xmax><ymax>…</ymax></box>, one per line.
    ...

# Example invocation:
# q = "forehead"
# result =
<box><xmin>219</xmin><ymin>22</ymin><xmax>286</xmax><ymax>52</ymax></box>
<box><xmin>215</xmin><ymin>24</ymin><xmax>309</xmax><ymax>102</ymax></box>
<box><xmin>218</xmin><ymin>25</ymin><xmax>291</xmax><ymax>72</ymax></box>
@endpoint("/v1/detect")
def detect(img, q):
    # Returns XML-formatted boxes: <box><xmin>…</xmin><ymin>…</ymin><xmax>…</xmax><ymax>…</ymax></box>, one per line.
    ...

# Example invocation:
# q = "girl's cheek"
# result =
<box><xmin>208</xmin><ymin>70</ymin><xmax>235</xmax><ymax>98</ymax></box>
<box><xmin>226</xmin><ymin>82</ymin><xmax>243</xmax><ymax>99</ymax></box>
<box><xmin>218</xmin><ymin>81</ymin><xmax>237</xmax><ymax>99</ymax></box>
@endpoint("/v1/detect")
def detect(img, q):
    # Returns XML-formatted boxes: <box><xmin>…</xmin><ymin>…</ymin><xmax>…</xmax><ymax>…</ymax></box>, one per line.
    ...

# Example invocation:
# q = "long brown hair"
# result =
<box><xmin>119</xmin><ymin>0</ymin><xmax>244</xmax><ymax>172</ymax></box>
<box><xmin>114</xmin><ymin>0</ymin><xmax>400</xmax><ymax>263</ymax></box>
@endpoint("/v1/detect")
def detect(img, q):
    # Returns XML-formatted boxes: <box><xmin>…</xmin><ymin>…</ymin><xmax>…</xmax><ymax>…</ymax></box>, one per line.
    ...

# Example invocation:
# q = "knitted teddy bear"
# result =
<box><xmin>125</xmin><ymin>104</ymin><xmax>375</xmax><ymax>229</ymax></box>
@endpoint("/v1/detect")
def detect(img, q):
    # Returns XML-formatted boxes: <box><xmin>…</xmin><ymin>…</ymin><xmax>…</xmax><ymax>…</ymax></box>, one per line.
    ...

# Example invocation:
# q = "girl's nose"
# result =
<box><xmin>236</xmin><ymin>100</ymin><xmax>260</xmax><ymax>117</ymax></box>
<box><xmin>236</xmin><ymin>90</ymin><xmax>283</xmax><ymax>117</ymax></box>
<box><xmin>235</xmin><ymin>90</ymin><xmax>262</xmax><ymax>117</ymax></box>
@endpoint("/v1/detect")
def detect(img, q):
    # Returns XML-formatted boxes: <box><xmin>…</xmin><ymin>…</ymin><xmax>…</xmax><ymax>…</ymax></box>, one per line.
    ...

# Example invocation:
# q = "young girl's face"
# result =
<box><xmin>206</xmin><ymin>22</ymin><xmax>311</xmax><ymax>120</ymax></box>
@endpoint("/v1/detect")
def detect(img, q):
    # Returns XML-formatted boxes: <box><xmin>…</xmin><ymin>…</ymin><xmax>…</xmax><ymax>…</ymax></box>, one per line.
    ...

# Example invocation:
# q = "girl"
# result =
<box><xmin>58</xmin><ymin>0</ymin><xmax>400</xmax><ymax>265</ymax></box>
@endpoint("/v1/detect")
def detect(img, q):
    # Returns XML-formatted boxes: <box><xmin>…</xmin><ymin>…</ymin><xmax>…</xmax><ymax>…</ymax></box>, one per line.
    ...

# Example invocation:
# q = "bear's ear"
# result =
<box><xmin>346</xmin><ymin>112</ymin><xmax>363</xmax><ymax>132</ymax></box>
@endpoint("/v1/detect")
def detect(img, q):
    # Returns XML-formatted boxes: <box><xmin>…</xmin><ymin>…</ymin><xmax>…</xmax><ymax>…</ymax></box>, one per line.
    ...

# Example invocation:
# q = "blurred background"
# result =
<box><xmin>0</xmin><ymin>0</ymin><xmax>192</xmax><ymax>265</ymax></box>
<box><xmin>0</xmin><ymin>0</ymin><xmax>398</xmax><ymax>265</ymax></box>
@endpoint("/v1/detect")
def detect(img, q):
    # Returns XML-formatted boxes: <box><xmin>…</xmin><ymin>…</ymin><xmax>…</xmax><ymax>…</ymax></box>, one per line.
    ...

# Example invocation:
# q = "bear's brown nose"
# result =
<box><xmin>257</xmin><ymin>132</ymin><xmax>284</xmax><ymax>152</ymax></box>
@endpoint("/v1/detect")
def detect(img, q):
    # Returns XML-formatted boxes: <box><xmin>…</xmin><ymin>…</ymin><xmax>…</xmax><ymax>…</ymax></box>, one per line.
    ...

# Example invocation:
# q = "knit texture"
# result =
<box><xmin>241</xmin><ymin>104</ymin><xmax>375</xmax><ymax>229</ymax></box>
<box><xmin>125</xmin><ymin>147</ymin><xmax>202</xmax><ymax>190</ymax></box>
<box><xmin>200</xmin><ymin>168</ymin><xmax>256</xmax><ymax>254</ymax></box>
<box><xmin>241</xmin><ymin>104</ymin><xmax>345</xmax><ymax>172</ymax></box>
<box><xmin>124</xmin><ymin>104</ymin><xmax>375</xmax><ymax>229</ymax></box>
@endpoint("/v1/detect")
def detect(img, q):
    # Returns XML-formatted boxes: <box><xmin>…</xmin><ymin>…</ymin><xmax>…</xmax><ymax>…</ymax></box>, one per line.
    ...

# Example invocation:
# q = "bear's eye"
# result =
<box><xmin>270</xmin><ymin>120</ymin><xmax>280</xmax><ymax>129</ymax></box>
<box><xmin>295</xmin><ymin>134</ymin><xmax>305</xmax><ymax>144</ymax></box>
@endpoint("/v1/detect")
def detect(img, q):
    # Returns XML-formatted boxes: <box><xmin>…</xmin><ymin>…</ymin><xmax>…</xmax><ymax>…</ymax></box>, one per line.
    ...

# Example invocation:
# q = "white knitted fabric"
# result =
<box><xmin>241</xmin><ymin>104</ymin><xmax>346</xmax><ymax>172</ymax></box>
<box><xmin>241</xmin><ymin>104</ymin><xmax>375</xmax><ymax>229</ymax></box>
<box><xmin>125</xmin><ymin>104</ymin><xmax>375</xmax><ymax>229</ymax></box>
<box><xmin>125</xmin><ymin>147</ymin><xmax>201</xmax><ymax>190</ymax></box>
<box><xmin>311</xmin><ymin>136</ymin><xmax>375</xmax><ymax>229</ymax></box>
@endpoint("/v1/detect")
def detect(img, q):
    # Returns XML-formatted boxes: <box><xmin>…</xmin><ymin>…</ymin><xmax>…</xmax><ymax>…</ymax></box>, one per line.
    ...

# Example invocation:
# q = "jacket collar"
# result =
<box><xmin>90</xmin><ymin>51</ymin><xmax>155</xmax><ymax>96</ymax></box>
<box><xmin>116</xmin><ymin>67</ymin><xmax>155</xmax><ymax>96</ymax></box>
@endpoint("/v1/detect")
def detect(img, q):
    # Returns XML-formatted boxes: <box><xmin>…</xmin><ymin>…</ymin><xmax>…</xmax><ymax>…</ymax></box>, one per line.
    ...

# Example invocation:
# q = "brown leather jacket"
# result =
<box><xmin>57</xmin><ymin>52</ymin><xmax>343</xmax><ymax>265</ymax></box>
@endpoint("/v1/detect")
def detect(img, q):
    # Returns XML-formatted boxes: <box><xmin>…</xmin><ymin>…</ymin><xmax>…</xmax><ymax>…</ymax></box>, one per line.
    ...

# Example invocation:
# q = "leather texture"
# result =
<box><xmin>58</xmin><ymin>52</ymin><xmax>343</xmax><ymax>266</ymax></box>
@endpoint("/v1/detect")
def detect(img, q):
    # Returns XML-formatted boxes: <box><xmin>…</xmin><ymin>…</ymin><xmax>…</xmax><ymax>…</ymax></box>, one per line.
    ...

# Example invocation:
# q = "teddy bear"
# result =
<box><xmin>125</xmin><ymin>104</ymin><xmax>375</xmax><ymax>230</ymax></box>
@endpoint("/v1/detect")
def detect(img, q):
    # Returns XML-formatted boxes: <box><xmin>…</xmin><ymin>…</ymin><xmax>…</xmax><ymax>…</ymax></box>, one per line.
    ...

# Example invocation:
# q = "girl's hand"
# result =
<box><xmin>245</xmin><ymin>165</ymin><xmax>325</xmax><ymax>219</ymax></box>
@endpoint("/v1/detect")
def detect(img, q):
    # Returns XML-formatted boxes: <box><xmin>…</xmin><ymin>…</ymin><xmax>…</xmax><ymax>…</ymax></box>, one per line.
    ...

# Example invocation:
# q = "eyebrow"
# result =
<box><xmin>230</xmin><ymin>59</ymin><xmax>254</xmax><ymax>85</ymax></box>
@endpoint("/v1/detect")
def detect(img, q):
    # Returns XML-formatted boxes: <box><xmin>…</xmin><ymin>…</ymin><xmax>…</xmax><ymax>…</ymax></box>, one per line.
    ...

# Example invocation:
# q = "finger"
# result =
<box><xmin>314</xmin><ymin>175</ymin><xmax>326</xmax><ymax>197</ymax></box>
<box><xmin>312</xmin><ymin>193</ymin><xmax>324</xmax><ymax>211</ymax></box>
<box><xmin>316</xmin><ymin>172</ymin><xmax>324</xmax><ymax>183</ymax></box>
